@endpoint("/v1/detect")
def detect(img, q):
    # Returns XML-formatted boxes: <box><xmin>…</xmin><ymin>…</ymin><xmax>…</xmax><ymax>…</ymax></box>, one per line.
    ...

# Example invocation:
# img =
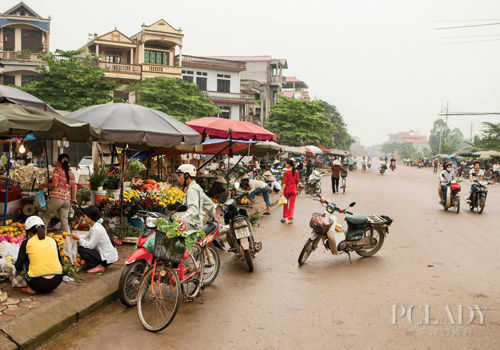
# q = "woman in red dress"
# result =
<box><xmin>281</xmin><ymin>159</ymin><xmax>299</xmax><ymax>224</ymax></box>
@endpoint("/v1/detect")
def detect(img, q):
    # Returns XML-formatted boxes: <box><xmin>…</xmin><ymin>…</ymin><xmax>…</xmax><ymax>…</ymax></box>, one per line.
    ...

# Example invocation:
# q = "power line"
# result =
<box><xmin>442</xmin><ymin>38</ymin><xmax>500</xmax><ymax>45</ymax></box>
<box><xmin>439</xmin><ymin>112</ymin><xmax>500</xmax><ymax>116</ymax></box>
<box><xmin>436</xmin><ymin>22</ymin><xmax>500</xmax><ymax>30</ymax></box>
<box><xmin>435</xmin><ymin>19</ymin><xmax>500</xmax><ymax>22</ymax></box>
<box><xmin>441</xmin><ymin>34</ymin><xmax>500</xmax><ymax>39</ymax></box>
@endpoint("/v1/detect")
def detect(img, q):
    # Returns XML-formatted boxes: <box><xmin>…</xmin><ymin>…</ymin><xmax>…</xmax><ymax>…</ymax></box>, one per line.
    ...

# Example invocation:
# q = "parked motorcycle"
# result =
<box><xmin>298</xmin><ymin>196</ymin><xmax>393</xmax><ymax>265</ymax></box>
<box><xmin>441</xmin><ymin>180</ymin><xmax>461</xmax><ymax>213</ymax></box>
<box><xmin>220</xmin><ymin>191</ymin><xmax>262</xmax><ymax>272</ymax></box>
<box><xmin>468</xmin><ymin>179</ymin><xmax>489</xmax><ymax>214</ymax></box>
<box><xmin>305</xmin><ymin>170</ymin><xmax>323</xmax><ymax>195</ymax></box>
<box><xmin>118</xmin><ymin>210</ymin><xmax>221</xmax><ymax>307</ymax></box>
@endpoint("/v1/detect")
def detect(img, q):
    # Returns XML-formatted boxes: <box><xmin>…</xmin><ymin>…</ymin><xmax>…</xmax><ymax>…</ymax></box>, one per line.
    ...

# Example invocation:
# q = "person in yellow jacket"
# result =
<box><xmin>15</xmin><ymin>216</ymin><xmax>63</xmax><ymax>295</ymax></box>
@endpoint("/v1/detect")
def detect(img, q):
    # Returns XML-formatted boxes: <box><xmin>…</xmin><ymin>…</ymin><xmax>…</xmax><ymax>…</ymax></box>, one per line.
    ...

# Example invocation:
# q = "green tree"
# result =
<box><xmin>429</xmin><ymin>118</ymin><xmax>466</xmax><ymax>154</ymax></box>
<box><xmin>20</xmin><ymin>49</ymin><xmax>118</xmax><ymax>111</ymax></box>
<box><xmin>265</xmin><ymin>97</ymin><xmax>336</xmax><ymax>147</ymax></box>
<box><xmin>132</xmin><ymin>77</ymin><xmax>220</xmax><ymax>122</ymax></box>
<box><xmin>470</xmin><ymin>122</ymin><xmax>500</xmax><ymax>151</ymax></box>
<box><xmin>320</xmin><ymin>100</ymin><xmax>354</xmax><ymax>149</ymax></box>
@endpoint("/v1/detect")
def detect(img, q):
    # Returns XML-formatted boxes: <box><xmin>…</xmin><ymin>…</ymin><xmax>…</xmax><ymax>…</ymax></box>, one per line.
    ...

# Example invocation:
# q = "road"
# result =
<box><xmin>40</xmin><ymin>165</ymin><xmax>500</xmax><ymax>350</ymax></box>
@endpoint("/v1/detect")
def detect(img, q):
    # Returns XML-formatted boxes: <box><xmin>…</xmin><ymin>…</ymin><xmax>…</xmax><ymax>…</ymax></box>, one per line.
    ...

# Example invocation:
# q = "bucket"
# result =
<box><xmin>93</xmin><ymin>190</ymin><xmax>107</xmax><ymax>205</ymax></box>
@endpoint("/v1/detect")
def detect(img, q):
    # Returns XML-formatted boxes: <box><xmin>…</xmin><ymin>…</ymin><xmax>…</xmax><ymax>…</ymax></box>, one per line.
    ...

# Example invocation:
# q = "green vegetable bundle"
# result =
<box><xmin>156</xmin><ymin>218</ymin><xmax>205</xmax><ymax>253</ymax></box>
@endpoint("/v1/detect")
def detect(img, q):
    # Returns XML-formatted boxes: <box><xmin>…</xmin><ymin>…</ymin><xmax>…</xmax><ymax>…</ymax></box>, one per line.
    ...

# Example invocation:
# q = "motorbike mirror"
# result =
<box><xmin>349</xmin><ymin>202</ymin><xmax>356</xmax><ymax>207</ymax></box>
<box><xmin>234</xmin><ymin>182</ymin><xmax>240</xmax><ymax>190</ymax></box>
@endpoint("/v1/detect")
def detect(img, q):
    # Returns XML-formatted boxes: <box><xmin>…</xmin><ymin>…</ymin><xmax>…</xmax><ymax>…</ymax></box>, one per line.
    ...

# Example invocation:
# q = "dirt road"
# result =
<box><xmin>40</xmin><ymin>165</ymin><xmax>500</xmax><ymax>349</ymax></box>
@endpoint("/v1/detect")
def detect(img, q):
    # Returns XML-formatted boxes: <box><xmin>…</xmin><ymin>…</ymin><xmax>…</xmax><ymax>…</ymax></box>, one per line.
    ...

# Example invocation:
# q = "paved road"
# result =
<box><xmin>40</xmin><ymin>165</ymin><xmax>500</xmax><ymax>350</ymax></box>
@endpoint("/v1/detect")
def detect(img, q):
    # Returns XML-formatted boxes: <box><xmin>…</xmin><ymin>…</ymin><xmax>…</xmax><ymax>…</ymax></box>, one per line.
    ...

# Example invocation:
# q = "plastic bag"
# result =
<box><xmin>278</xmin><ymin>195</ymin><xmax>287</xmax><ymax>205</ymax></box>
<box><xmin>143</xmin><ymin>233</ymin><xmax>156</xmax><ymax>254</ymax></box>
<box><xmin>34</xmin><ymin>190</ymin><xmax>46</xmax><ymax>210</ymax></box>
<box><xmin>63</xmin><ymin>236</ymin><xmax>78</xmax><ymax>264</ymax></box>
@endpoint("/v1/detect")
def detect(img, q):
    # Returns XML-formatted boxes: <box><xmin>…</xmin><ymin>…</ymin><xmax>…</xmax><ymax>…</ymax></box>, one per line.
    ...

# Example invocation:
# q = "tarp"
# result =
<box><xmin>329</xmin><ymin>149</ymin><xmax>349</xmax><ymax>157</ymax></box>
<box><xmin>283</xmin><ymin>146</ymin><xmax>306</xmax><ymax>155</ymax></box>
<box><xmin>186</xmin><ymin>117</ymin><xmax>277</xmax><ymax>141</ymax></box>
<box><xmin>66</xmin><ymin>103</ymin><xmax>202</xmax><ymax>147</ymax></box>
<box><xmin>0</xmin><ymin>103</ymin><xmax>101</xmax><ymax>141</ymax></box>
<box><xmin>199</xmin><ymin>138</ymin><xmax>257</xmax><ymax>155</ymax></box>
<box><xmin>0</xmin><ymin>85</ymin><xmax>58</xmax><ymax>114</ymax></box>
<box><xmin>305</xmin><ymin>145</ymin><xmax>323</xmax><ymax>154</ymax></box>
<box><xmin>475</xmin><ymin>150</ymin><xmax>500</xmax><ymax>159</ymax></box>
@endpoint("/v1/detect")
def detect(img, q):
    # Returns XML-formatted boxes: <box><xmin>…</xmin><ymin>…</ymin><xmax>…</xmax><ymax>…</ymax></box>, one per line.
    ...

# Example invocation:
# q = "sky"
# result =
<box><xmin>4</xmin><ymin>0</ymin><xmax>500</xmax><ymax>145</ymax></box>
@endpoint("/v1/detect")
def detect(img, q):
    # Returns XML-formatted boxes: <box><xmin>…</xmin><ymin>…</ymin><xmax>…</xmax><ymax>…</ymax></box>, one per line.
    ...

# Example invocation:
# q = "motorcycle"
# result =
<box><xmin>379</xmin><ymin>164</ymin><xmax>387</xmax><ymax>175</ymax></box>
<box><xmin>298</xmin><ymin>196</ymin><xmax>393</xmax><ymax>265</ymax></box>
<box><xmin>441</xmin><ymin>180</ymin><xmax>461</xmax><ymax>213</ymax></box>
<box><xmin>305</xmin><ymin>170</ymin><xmax>323</xmax><ymax>195</ymax></box>
<box><xmin>220</xmin><ymin>190</ymin><xmax>262</xmax><ymax>272</ymax></box>
<box><xmin>468</xmin><ymin>179</ymin><xmax>489</xmax><ymax>214</ymax></box>
<box><xmin>118</xmin><ymin>210</ymin><xmax>221</xmax><ymax>307</ymax></box>
<box><xmin>390</xmin><ymin>161</ymin><xmax>396</xmax><ymax>171</ymax></box>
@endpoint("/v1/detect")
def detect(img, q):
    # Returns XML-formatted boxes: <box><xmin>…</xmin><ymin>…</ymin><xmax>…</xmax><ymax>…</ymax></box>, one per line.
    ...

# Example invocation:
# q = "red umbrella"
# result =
<box><xmin>186</xmin><ymin>117</ymin><xmax>276</xmax><ymax>141</ymax></box>
<box><xmin>298</xmin><ymin>146</ymin><xmax>314</xmax><ymax>156</ymax></box>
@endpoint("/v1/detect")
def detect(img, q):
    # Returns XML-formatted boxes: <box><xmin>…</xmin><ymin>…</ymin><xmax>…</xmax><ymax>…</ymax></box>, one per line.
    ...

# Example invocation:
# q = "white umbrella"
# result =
<box><xmin>305</xmin><ymin>145</ymin><xmax>323</xmax><ymax>155</ymax></box>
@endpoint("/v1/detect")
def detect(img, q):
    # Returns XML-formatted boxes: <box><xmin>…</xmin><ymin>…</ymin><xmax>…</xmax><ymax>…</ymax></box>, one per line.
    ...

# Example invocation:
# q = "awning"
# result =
<box><xmin>186</xmin><ymin>117</ymin><xmax>277</xmax><ymax>141</ymax></box>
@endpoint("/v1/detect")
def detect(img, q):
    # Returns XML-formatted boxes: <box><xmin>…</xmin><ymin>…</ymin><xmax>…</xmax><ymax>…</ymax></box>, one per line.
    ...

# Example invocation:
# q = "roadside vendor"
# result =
<box><xmin>15</xmin><ymin>216</ymin><xmax>63</xmax><ymax>295</ymax></box>
<box><xmin>41</xmin><ymin>153</ymin><xmax>76</xmax><ymax>234</ymax></box>
<box><xmin>263</xmin><ymin>170</ymin><xmax>281</xmax><ymax>193</ymax></box>
<box><xmin>70</xmin><ymin>206</ymin><xmax>118</xmax><ymax>274</ymax></box>
<box><xmin>240</xmin><ymin>177</ymin><xmax>271</xmax><ymax>215</ymax></box>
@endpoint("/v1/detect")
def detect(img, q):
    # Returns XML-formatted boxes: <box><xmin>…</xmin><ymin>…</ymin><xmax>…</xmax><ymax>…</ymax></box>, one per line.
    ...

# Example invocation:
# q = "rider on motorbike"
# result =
<box><xmin>176</xmin><ymin>164</ymin><xmax>216</xmax><ymax>231</ymax></box>
<box><xmin>466</xmin><ymin>161</ymin><xmax>484</xmax><ymax>204</ymax></box>
<box><xmin>438</xmin><ymin>162</ymin><xmax>456</xmax><ymax>205</ymax></box>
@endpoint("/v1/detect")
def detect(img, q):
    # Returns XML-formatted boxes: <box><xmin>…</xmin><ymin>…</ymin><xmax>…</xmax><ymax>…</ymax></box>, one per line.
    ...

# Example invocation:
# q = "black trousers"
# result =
<box><xmin>27</xmin><ymin>274</ymin><xmax>63</xmax><ymax>293</ymax></box>
<box><xmin>78</xmin><ymin>246</ymin><xmax>109</xmax><ymax>268</ymax></box>
<box><xmin>332</xmin><ymin>177</ymin><xmax>339</xmax><ymax>193</ymax></box>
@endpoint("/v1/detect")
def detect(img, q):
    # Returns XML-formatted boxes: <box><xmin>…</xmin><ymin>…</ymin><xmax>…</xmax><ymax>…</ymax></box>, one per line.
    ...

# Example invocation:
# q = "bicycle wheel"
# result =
<box><xmin>202</xmin><ymin>246</ymin><xmax>220</xmax><ymax>287</ymax></box>
<box><xmin>137</xmin><ymin>262</ymin><xmax>181</xmax><ymax>332</ymax></box>
<box><xmin>182</xmin><ymin>243</ymin><xmax>204</xmax><ymax>299</ymax></box>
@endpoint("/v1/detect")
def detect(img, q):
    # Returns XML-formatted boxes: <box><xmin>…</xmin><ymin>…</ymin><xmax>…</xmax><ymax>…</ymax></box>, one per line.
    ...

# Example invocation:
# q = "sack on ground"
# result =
<box><xmin>278</xmin><ymin>195</ymin><xmax>287</xmax><ymax>205</ymax></box>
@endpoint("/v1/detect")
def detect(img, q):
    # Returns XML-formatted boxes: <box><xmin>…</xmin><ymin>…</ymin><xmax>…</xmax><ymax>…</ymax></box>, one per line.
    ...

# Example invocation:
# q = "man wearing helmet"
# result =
<box><xmin>176</xmin><ymin>164</ymin><xmax>216</xmax><ymax>231</ymax></box>
<box><xmin>438</xmin><ymin>162</ymin><xmax>456</xmax><ymax>205</ymax></box>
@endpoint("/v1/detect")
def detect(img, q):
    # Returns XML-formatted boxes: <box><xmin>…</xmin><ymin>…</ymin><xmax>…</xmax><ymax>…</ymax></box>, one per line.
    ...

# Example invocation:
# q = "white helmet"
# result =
<box><xmin>176</xmin><ymin>164</ymin><xmax>197</xmax><ymax>178</ymax></box>
<box><xmin>25</xmin><ymin>215</ymin><xmax>44</xmax><ymax>230</ymax></box>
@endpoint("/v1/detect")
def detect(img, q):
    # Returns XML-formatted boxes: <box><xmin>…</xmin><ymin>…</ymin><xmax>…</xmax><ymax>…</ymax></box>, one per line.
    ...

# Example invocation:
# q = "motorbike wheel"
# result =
<box><xmin>455</xmin><ymin>196</ymin><xmax>460</xmax><ymax>214</ymax></box>
<box><xmin>202</xmin><ymin>246</ymin><xmax>220</xmax><ymax>287</ymax></box>
<box><xmin>118</xmin><ymin>260</ymin><xmax>147</xmax><ymax>307</ymax></box>
<box><xmin>298</xmin><ymin>239</ymin><xmax>315</xmax><ymax>265</ymax></box>
<box><xmin>356</xmin><ymin>227</ymin><xmax>385</xmax><ymax>257</ymax></box>
<box><xmin>243</xmin><ymin>249</ymin><xmax>254</xmax><ymax>272</ymax></box>
<box><xmin>478</xmin><ymin>194</ymin><xmax>486</xmax><ymax>214</ymax></box>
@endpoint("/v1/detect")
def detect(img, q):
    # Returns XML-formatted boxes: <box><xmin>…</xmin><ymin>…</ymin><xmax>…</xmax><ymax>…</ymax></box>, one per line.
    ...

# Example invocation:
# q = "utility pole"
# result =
<box><xmin>470</xmin><ymin>122</ymin><xmax>473</xmax><ymax>143</ymax></box>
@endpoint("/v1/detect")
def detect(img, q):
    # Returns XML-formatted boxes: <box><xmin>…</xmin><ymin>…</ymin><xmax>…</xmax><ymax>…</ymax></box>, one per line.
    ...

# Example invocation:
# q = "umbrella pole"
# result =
<box><xmin>119</xmin><ymin>146</ymin><xmax>127</xmax><ymax>228</ymax></box>
<box><xmin>44</xmin><ymin>140</ymin><xmax>49</xmax><ymax>184</ymax></box>
<box><xmin>3</xmin><ymin>141</ymin><xmax>12</xmax><ymax>225</ymax></box>
<box><xmin>196</xmin><ymin>143</ymin><xmax>230</xmax><ymax>172</ymax></box>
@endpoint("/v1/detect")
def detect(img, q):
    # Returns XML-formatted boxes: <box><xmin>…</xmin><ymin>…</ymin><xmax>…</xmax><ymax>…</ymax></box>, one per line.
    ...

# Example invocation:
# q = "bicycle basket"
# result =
<box><xmin>153</xmin><ymin>231</ymin><xmax>185</xmax><ymax>263</ymax></box>
<box><xmin>309</xmin><ymin>213</ymin><xmax>333</xmax><ymax>234</ymax></box>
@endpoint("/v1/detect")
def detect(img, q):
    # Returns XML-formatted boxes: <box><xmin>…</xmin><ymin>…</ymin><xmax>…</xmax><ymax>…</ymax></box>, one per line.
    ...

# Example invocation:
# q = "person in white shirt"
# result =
<box><xmin>240</xmin><ymin>177</ymin><xmax>271</xmax><ymax>215</ymax></box>
<box><xmin>263</xmin><ymin>170</ymin><xmax>281</xmax><ymax>193</ymax></box>
<box><xmin>70</xmin><ymin>206</ymin><xmax>118</xmax><ymax>274</ymax></box>
<box><xmin>493</xmin><ymin>161</ymin><xmax>500</xmax><ymax>180</ymax></box>
<box><xmin>438</xmin><ymin>162</ymin><xmax>456</xmax><ymax>205</ymax></box>
<box><xmin>467</xmin><ymin>161</ymin><xmax>485</xmax><ymax>203</ymax></box>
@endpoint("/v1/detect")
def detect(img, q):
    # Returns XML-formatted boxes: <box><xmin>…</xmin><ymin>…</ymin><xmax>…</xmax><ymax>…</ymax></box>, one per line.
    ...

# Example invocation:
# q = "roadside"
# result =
<box><xmin>0</xmin><ymin>191</ymin><xmax>279</xmax><ymax>349</ymax></box>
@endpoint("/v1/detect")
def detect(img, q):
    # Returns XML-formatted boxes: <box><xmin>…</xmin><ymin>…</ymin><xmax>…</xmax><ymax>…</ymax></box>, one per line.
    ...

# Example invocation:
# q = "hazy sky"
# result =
<box><xmin>5</xmin><ymin>0</ymin><xmax>500</xmax><ymax>145</ymax></box>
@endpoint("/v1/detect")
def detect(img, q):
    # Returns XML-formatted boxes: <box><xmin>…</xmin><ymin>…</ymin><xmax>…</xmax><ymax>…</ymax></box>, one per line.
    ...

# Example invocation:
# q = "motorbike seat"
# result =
<box><xmin>203</xmin><ymin>222</ymin><xmax>217</xmax><ymax>235</ymax></box>
<box><xmin>345</xmin><ymin>214</ymin><xmax>368</xmax><ymax>226</ymax></box>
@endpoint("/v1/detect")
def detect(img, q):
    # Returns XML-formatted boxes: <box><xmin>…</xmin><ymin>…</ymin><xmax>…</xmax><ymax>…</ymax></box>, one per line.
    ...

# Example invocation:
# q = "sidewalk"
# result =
<box><xmin>0</xmin><ymin>192</ymin><xmax>279</xmax><ymax>349</ymax></box>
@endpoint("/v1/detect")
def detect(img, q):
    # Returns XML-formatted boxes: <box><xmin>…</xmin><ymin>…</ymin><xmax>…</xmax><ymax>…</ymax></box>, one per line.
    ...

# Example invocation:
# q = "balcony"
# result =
<box><xmin>270</xmin><ymin>75</ymin><xmax>282</xmax><ymax>86</ymax></box>
<box><xmin>98</xmin><ymin>62</ymin><xmax>141</xmax><ymax>80</ymax></box>
<box><xmin>0</xmin><ymin>50</ymin><xmax>45</xmax><ymax>63</ymax></box>
<box><xmin>142</xmin><ymin>64</ymin><xmax>181</xmax><ymax>77</ymax></box>
<box><xmin>205</xmin><ymin>91</ymin><xmax>255</xmax><ymax>104</ymax></box>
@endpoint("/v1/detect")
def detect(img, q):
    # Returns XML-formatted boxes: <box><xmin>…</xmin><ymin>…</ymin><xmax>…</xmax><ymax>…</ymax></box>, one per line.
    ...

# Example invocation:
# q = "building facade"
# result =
<box><xmin>0</xmin><ymin>2</ymin><xmax>50</xmax><ymax>86</ymax></box>
<box><xmin>210</xmin><ymin>56</ymin><xmax>287</xmax><ymax>125</ymax></box>
<box><xmin>388</xmin><ymin>131</ymin><xmax>428</xmax><ymax>151</ymax></box>
<box><xmin>81</xmin><ymin>19</ymin><xmax>183</xmax><ymax>102</ymax></box>
<box><xmin>181</xmin><ymin>55</ymin><xmax>254</xmax><ymax>120</ymax></box>
<box><xmin>282</xmin><ymin>76</ymin><xmax>310</xmax><ymax>100</ymax></box>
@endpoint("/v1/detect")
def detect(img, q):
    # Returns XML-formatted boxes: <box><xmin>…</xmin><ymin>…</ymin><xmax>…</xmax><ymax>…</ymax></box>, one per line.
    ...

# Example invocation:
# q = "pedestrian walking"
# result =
<box><xmin>331</xmin><ymin>160</ymin><xmax>348</xmax><ymax>193</ymax></box>
<box><xmin>281</xmin><ymin>159</ymin><xmax>299</xmax><ymax>224</ymax></box>
<box><xmin>433</xmin><ymin>159</ymin><xmax>438</xmax><ymax>173</ymax></box>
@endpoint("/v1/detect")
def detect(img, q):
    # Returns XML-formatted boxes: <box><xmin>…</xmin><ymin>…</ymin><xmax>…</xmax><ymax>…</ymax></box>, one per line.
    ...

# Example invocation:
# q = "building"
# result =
<box><xmin>0</xmin><ymin>2</ymin><xmax>50</xmax><ymax>86</ymax></box>
<box><xmin>210</xmin><ymin>56</ymin><xmax>288</xmax><ymax>125</ymax></box>
<box><xmin>281</xmin><ymin>76</ymin><xmax>310</xmax><ymax>100</ymax></box>
<box><xmin>181</xmin><ymin>55</ymin><xmax>254</xmax><ymax>120</ymax></box>
<box><xmin>388</xmin><ymin>131</ymin><xmax>428</xmax><ymax>151</ymax></box>
<box><xmin>81</xmin><ymin>19</ymin><xmax>183</xmax><ymax>102</ymax></box>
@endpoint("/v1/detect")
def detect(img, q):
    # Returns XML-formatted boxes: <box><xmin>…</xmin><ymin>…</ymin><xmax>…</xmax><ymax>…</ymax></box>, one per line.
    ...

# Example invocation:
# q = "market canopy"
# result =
<box><xmin>247</xmin><ymin>141</ymin><xmax>284</xmax><ymax>156</ymax></box>
<box><xmin>283</xmin><ymin>146</ymin><xmax>306</xmax><ymax>156</ymax></box>
<box><xmin>66</xmin><ymin>103</ymin><xmax>202</xmax><ymax>147</ymax></box>
<box><xmin>0</xmin><ymin>85</ymin><xmax>58</xmax><ymax>114</ymax></box>
<box><xmin>305</xmin><ymin>145</ymin><xmax>323</xmax><ymax>155</ymax></box>
<box><xmin>185</xmin><ymin>117</ymin><xmax>277</xmax><ymax>141</ymax></box>
<box><xmin>0</xmin><ymin>103</ymin><xmax>101</xmax><ymax>141</ymax></box>
<box><xmin>298</xmin><ymin>146</ymin><xmax>314</xmax><ymax>156</ymax></box>
<box><xmin>329</xmin><ymin>149</ymin><xmax>349</xmax><ymax>157</ymax></box>
<box><xmin>200</xmin><ymin>138</ymin><xmax>257</xmax><ymax>155</ymax></box>
<box><xmin>475</xmin><ymin>150</ymin><xmax>500</xmax><ymax>159</ymax></box>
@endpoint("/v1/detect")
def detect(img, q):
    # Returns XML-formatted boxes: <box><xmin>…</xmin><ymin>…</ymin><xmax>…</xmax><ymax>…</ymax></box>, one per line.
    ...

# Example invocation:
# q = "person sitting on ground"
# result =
<box><xmin>70</xmin><ymin>206</ymin><xmax>118</xmax><ymax>274</ymax></box>
<box><xmin>15</xmin><ymin>216</ymin><xmax>63</xmax><ymax>295</ymax></box>
<box><xmin>263</xmin><ymin>170</ymin><xmax>282</xmax><ymax>193</ymax></box>
<box><xmin>240</xmin><ymin>177</ymin><xmax>271</xmax><ymax>215</ymax></box>
<box><xmin>467</xmin><ymin>161</ymin><xmax>484</xmax><ymax>203</ymax></box>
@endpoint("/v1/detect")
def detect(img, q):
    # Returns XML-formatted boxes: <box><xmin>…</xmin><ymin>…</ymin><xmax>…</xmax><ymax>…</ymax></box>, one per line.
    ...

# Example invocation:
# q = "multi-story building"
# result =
<box><xmin>388</xmin><ymin>131</ymin><xmax>428</xmax><ymax>151</ymax></box>
<box><xmin>210</xmin><ymin>56</ymin><xmax>287</xmax><ymax>125</ymax></box>
<box><xmin>81</xmin><ymin>19</ymin><xmax>183</xmax><ymax>102</ymax></box>
<box><xmin>282</xmin><ymin>76</ymin><xmax>310</xmax><ymax>100</ymax></box>
<box><xmin>181</xmin><ymin>55</ymin><xmax>254</xmax><ymax>121</ymax></box>
<box><xmin>0</xmin><ymin>2</ymin><xmax>50</xmax><ymax>86</ymax></box>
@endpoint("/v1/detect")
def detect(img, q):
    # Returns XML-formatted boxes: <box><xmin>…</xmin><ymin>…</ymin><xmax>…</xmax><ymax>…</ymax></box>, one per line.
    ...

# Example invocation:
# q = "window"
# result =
<box><xmin>3</xmin><ymin>28</ymin><xmax>15</xmax><ymax>51</ymax></box>
<box><xmin>183</xmin><ymin>76</ymin><xmax>194</xmax><ymax>83</ymax></box>
<box><xmin>196</xmin><ymin>77</ymin><xmax>207</xmax><ymax>91</ymax></box>
<box><xmin>21</xmin><ymin>75</ymin><xmax>42</xmax><ymax>86</ymax></box>
<box><xmin>217</xmin><ymin>79</ymin><xmax>230</xmax><ymax>93</ymax></box>
<box><xmin>144</xmin><ymin>50</ymin><xmax>169</xmax><ymax>65</ymax></box>
<box><xmin>3</xmin><ymin>75</ymin><xmax>15</xmax><ymax>85</ymax></box>
<box><xmin>219</xmin><ymin>106</ymin><xmax>231</xmax><ymax>119</ymax></box>
<box><xmin>196</xmin><ymin>71</ymin><xmax>207</xmax><ymax>76</ymax></box>
<box><xmin>21</xmin><ymin>29</ymin><xmax>42</xmax><ymax>53</ymax></box>
<box><xmin>105</xmin><ymin>51</ymin><xmax>122</xmax><ymax>63</ymax></box>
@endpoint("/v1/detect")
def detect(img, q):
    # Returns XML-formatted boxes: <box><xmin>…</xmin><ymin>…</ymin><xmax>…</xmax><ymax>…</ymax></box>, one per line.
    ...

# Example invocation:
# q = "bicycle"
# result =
<box><xmin>136</xmin><ymin>234</ymin><xmax>204</xmax><ymax>332</ymax></box>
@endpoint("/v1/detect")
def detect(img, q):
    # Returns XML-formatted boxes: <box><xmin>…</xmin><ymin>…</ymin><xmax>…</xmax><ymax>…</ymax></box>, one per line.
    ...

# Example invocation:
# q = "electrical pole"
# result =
<box><xmin>470</xmin><ymin>122</ymin><xmax>473</xmax><ymax>142</ymax></box>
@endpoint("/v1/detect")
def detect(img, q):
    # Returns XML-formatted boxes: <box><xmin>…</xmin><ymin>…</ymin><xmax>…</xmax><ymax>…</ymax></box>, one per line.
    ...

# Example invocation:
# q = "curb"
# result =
<box><xmin>0</xmin><ymin>268</ymin><xmax>121</xmax><ymax>349</ymax></box>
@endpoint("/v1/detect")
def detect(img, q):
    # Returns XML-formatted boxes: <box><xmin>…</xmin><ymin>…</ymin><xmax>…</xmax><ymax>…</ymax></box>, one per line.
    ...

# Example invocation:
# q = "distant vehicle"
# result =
<box><xmin>77</xmin><ymin>156</ymin><xmax>93</xmax><ymax>176</ymax></box>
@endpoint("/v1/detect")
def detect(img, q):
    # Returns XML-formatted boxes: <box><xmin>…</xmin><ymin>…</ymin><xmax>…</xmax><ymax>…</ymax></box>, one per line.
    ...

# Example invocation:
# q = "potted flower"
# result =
<box><xmin>104</xmin><ymin>171</ymin><xmax>121</xmax><ymax>200</ymax></box>
<box><xmin>88</xmin><ymin>164</ymin><xmax>108</xmax><ymax>205</ymax></box>
<box><xmin>76</xmin><ymin>186</ymin><xmax>91</xmax><ymax>206</ymax></box>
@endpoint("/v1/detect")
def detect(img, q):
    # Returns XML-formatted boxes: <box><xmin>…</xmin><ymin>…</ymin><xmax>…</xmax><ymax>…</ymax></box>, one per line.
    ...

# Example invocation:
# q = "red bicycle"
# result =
<box><xmin>136</xmin><ymin>234</ymin><xmax>204</xmax><ymax>332</ymax></box>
